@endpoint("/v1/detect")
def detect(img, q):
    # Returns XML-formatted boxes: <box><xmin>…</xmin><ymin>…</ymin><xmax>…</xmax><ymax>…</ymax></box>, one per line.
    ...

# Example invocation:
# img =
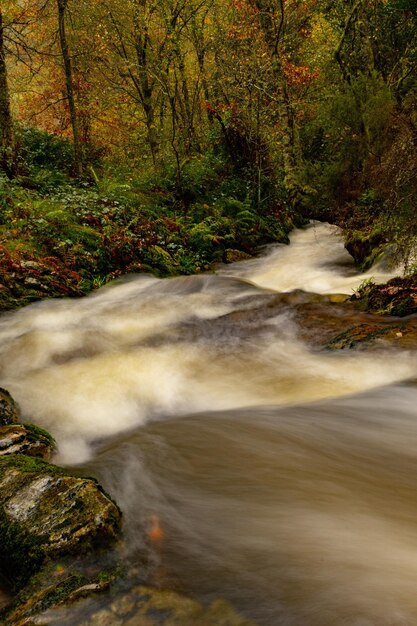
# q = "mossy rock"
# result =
<box><xmin>345</xmin><ymin>229</ymin><xmax>386</xmax><ymax>270</ymax></box>
<box><xmin>1</xmin><ymin>557</ymin><xmax>121</xmax><ymax>626</ymax></box>
<box><xmin>0</xmin><ymin>455</ymin><xmax>122</xmax><ymax>588</ymax></box>
<box><xmin>0</xmin><ymin>388</ymin><xmax>21</xmax><ymax>426</ymax></box>
<box><xmin>145</xmin><ymin>245</ymin><xmax>178</xmax><ymax>274</ymax></box>
<box><xmin>222</xmin><ymin>249</ymin><xmax>253</xmax><ymax>264</ymax></box>
<box><xmin>351</xmin><ymin>273</ymin><xmax>417</xmax><ymax>316</ymax></box>
<box><xmin>0</xmin><ymin>424</ymin><xmax>56</xmax><ymax>460</ymax></box>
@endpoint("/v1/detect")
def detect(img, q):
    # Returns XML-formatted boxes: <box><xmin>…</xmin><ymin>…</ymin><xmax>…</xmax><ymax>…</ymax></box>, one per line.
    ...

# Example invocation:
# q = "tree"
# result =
<box><xmin>0</xmin><ymin>6</ymin><xmax>14</xmax><ymax>176</ymax></box>
<box><xmin>249</xmin><ymin>0</ymin><xmax>307</xmax><ymax>211</ymax></box>
<box><xmin>57</xmin><ymin>0</ymin><xmax>83</xmax><ymax>176</ymax></box>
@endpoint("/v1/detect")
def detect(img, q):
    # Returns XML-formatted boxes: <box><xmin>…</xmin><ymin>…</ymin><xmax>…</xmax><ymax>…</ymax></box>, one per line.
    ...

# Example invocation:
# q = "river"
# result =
<box><xmin>1</xmin><ymin>222</ymin><xmax>417</xmax><ymax>625</ymax></box>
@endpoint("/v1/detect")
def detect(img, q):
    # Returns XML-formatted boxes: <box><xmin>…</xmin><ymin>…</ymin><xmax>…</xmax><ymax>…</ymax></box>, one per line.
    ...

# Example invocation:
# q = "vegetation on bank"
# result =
<box><xmin>351</xmin><ymin>274</ymin><xmax>417</xmax><ymax>316</ymax></box>
<box><xmin>0</xmin><ymin>128</ymin><xmax>297</xmax><ymax>311</ymax></box>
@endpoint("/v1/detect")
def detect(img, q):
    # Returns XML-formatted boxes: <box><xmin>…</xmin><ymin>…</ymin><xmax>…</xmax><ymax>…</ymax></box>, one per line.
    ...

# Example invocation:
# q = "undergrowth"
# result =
<box><xmin>0</xmin><ymin>132</ymin><xmax>297</xmax><ymax>312</ymax></box>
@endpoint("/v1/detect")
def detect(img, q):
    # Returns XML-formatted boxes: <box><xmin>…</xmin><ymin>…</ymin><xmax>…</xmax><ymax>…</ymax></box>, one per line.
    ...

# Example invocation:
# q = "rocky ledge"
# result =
<box><xmin>0</xmin><ymin>454</ymin><xmax>122</xmax><ymax>587</ymax></box>
<box><xmin>350</xmin><ymin>273</ymin><xmax>417</xmax><ymax>317</ymax></box>
<box><xmin>0</xmin><ymin>387</ymin><xmax>123</xmax><ymax>624</ymax></box>
<box><xmin>0</xmin><ymin>389</ymin><xmax>122</xmax><ymax>590</ymax></box>
<box><xmin>0</xmin><ymin>424</ymin><xmax>56</xmax><ymax>459</ymax></box>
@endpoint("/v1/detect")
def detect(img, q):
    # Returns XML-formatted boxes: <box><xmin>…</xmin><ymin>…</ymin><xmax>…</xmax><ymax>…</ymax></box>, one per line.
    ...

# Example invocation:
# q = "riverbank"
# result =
<box><xmin>0</xmin><ymin>154</ymin><xmax>298</xmax><ymax>313</ymax></box>
<box><xmin>3</xmin><ymin>168</ymin><xmax>416</xmax><ymax>319</ymax></box>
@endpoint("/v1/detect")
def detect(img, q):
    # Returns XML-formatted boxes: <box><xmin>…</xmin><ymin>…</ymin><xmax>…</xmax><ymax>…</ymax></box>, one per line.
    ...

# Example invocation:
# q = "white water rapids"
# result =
<box><xmin>2</xmin><ymin>222</ymin><xmax>417</xmax><ymax>625</ymax></box>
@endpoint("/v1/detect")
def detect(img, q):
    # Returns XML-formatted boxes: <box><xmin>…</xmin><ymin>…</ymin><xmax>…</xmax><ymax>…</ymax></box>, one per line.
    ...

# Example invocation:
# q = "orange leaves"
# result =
<box><xmin>227</xmin><ymin>0</ymin><xmax>261</xmax><ymax>42</ymax></box>
<box><xmin>283</xmin><ymin>59</ymin><xmax>319</xmax><ymax>86</ymax></box>
<box><xmin>232</xmin><ymin>0</ymin><xmax>259</xmax><ymax>15</ymax></box>
<box><xmin>202</xmin><ymin>100</ymin><xmax>241</xmax><ymax>117</ymax></box>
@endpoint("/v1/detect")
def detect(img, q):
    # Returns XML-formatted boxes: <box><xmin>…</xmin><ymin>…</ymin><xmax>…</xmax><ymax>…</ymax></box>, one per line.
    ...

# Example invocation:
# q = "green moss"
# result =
<box><xmin>23</xmin><ymin>423</ymin><xmax>56</xmax><ymax>450</ymax></box>
<box><xmin>0</xmin><ymin>454</ymin><xmax>65</xmax><ymax>476</ymax></box>
<box><xmin>0</xmin><ymin>513</ymin><xmax>45</xmax><ymax>589</ymax></box>
<box><xmin>1</xmin><ymin>557</ymin><xmax>123</xmax><ymax>624</ymax></box>
<box><xmin>0</xmin><ymin>571</ymin><xmax>88</xmax><ymax>623</ymax></box>
<box><xmin>30</xmin><ymin>574</ymin><xmax>88</xmax><ymax>613</ymax></box>
<box><xmin>326</xmin><ymin>322</ymin><xmax>411</xmax><ymax>350</ymax></box>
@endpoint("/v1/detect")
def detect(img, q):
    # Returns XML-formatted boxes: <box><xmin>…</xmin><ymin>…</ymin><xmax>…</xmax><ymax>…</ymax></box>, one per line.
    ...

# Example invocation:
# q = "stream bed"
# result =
<box><xmin>2</xmin><ymin>222</ymin><xmax>417</xmax><ymax>625</ymax></box>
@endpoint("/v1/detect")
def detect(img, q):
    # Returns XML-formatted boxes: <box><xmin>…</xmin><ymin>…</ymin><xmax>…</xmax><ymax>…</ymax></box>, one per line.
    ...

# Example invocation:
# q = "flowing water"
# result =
<box><xmin>2</xmin><ymin>222</ymin><xmax>417</xmax><ymax>625</ymax></box>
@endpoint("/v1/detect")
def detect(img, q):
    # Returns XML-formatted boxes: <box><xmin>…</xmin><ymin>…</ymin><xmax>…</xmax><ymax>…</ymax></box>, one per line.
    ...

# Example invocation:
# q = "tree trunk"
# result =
<box><xmin>273</xmin><ymin>57</ymin><xmax>303</xmax><ymax>210</ymax></box>
<box><xmin>253</xmin><ymin>0</ymin><xmax>304</xmax><ymax>212</ymax></box>
<box><xmin>57</xmin><ymin>0</ymin><xmax>82</xmax><ymax>177</ymax></box>
<box><xmin>0</xmin><ymin>8</ymin><xmax>14</xmax><ymax>177</ymax></box>
<box><xmin>132</xmin><ymin>0</ymin><xmax>160</xmax><ymax>167</ymax></box>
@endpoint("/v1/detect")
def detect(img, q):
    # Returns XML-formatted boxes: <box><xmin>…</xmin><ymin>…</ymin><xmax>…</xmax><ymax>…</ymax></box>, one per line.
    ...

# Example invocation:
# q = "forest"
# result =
<box><xmin>2</xmin><ymin>3</ymin><xmax>417</xmax><ymax>625</ymax></box>
<box><xmin>0</xmin><ymin>0</ymin><xmax>416</xmax><ymax>307</ymax></box>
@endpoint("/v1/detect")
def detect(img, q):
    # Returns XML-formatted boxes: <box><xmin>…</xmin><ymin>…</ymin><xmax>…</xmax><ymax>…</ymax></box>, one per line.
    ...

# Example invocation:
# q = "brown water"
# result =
<box><xmin>1</xmin><ymin>222</ymin><xmax>417</xmax><ymax>625</ymax></box>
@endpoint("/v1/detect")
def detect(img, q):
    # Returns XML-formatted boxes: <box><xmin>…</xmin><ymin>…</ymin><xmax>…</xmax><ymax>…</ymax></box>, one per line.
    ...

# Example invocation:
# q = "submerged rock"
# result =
<box><xmin>325</xmin><ymin>321</ymin><xmax>417</xmax><ymax>350</ymax></box>
<box><xmin>0</xmin><ymin>455</ymin><xmax>122</xmax><ymax>587</ymax></box>
<box><xmin>0</xmin><ymin>424</ymin><xmax>55</xmax><ymax>460</ymax></box>
<box><xmin>12</xmin><ymin>583</ymin><xmax>258</xmax><ymax>626</ymax></box>
<box><xmin>1</xmin><ymin>557</ymin><xmax>119</xmax><ymax>626</ymax></box>
<box><xmin>0</xmin><ymin>388</ymin><xmax>21</xmax><ymax>425</ymax></box>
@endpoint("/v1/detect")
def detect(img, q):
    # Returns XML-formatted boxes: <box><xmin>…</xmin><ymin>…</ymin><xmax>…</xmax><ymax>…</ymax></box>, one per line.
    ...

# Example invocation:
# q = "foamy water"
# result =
<box><xmin>222</xmin><ymin>221</ymin><xmax>397</xmax><ymax>294</ymax></box>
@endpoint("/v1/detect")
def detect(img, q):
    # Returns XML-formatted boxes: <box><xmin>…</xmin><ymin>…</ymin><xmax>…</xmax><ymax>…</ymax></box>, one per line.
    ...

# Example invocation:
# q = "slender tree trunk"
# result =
<box><xmin>132</xmin><ymin>0</ymin><xmax>160</xmax><ymax>167</ymax></box>
<box><xmin>143</xmin><ymin>97</ymin><xmax>159</xmax><ymax>168</ymax></box>
<box><xmin>254</xmin><ymin>0</ymin><xmax>303</xmax><ymax>212</ymax></box>
<box><xmin>334</xmin><ymin>0</ymin><xmax>375</xmax><ymax>164</ymax></box>
<box><xmin>57</xmin><ymin>0</ymin><xmax>82</xmax><ymax>176</ymax></box>
<box><xmin>0</xmin><ymin>8</ymin><xmax>14</xmax><ymax>176</ymax></box>
<box><xmin>334</xmin><ymin>0</ymin><xmax>366</xmax><ymax>85</ymax></box>
<box><xmin>273</xmin><ymin>57</ymin><xmax>302</xmax><ymax>210</ymax></box>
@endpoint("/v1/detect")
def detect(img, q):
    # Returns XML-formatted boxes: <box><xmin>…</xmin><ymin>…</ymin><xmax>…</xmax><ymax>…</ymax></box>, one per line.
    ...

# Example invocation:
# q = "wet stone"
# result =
<box><xmin>0</xmin><ymin>424</ymin><xmax>55</xmax><ymax>460</ymax></box>
<box><xmin>0</xmin><ymin>388</ymin><xmax>21</xmax><ymax>425</ymax></box>
<box><xmin>223</xmin><ymin>249</ymin><xmax>253</xmax><ymax>264</ymax></box>
<box><xmin>26</xmin><ymin>584</ymin><xmax>258</xmax><ymax>626</ymax></box>
<box><xmin>325</xmin><ymin>322</ymin><xmax>417</xmax><ymax>351</ymax></box>
<box><xmin>0</xmin><ymin>455</ymin><xmax>122</xmax><ymax>586</ymax></box>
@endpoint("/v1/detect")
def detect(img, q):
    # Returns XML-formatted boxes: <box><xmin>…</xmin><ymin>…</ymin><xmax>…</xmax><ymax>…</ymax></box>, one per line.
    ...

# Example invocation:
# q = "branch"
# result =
<box><xmin>274</xmin><ymin>0</ymin><xmax>284</xmax><ymax>56</ymax></box>
<box><xmin>334</xmin><ymin>0</ymin><xmax>365</xmax><ymax>82</ymax></box>
<box><xmin>27</xmin><ymin>96</ymin><xmax>68</xmax><ymax>120</ymax></box>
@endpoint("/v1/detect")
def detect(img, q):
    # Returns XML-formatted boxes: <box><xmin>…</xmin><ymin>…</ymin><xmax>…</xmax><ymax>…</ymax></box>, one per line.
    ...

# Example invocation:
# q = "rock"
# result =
<box><xmin>325</xmin><ymin>322</ymin><xmax>417</xmax><ymax>350</ymax></box>
<box><xmin>223</xmin><ymin>249</ymin><xmax>253</xmax><ymax>264</ymax></box>
<box><xmin>0</xmin><ymin>455</ymin><xmax>122</xmax><ymax>586</ymax></box>
<box><xmin>21</xmin><ymin>261</ymin><xmax>42</xmax><ymax>270</ymax></box>
<box><xmin>0</xmin><ymin>424</ymin><xmax>55</xmax><ymax>460</ymax></box>
<box><xmin>23</xmin><ymin>277</ymin><xmax>44</xmax><ymax>289</ymax></box>
<box><xmin>1</xmin><ymin>564</ymin><xmax>117</xmax><ymax>625</ymax></box>
<box><xmin>14</xmin><ymin>583</ymin><xmax>258</xmax><ymax>626</ymax></box>
<box><xmin>0</xmin><ymin>388</ymin><xmax>21</xmax><ymax>425</ymax></box>
<box><xmin>344</xmin><ymin>230</ymin><xmax>385</xmax><ymax>270</ymax></box>
<box><xmin>148</xmin><ymin>245</ymin><xmax>178</xmax><ymax>274</ymax></box>
<box><xmin>351</xmin><ymin>273</ymin><xmax>417</xmax><ymax>316</ymax></box>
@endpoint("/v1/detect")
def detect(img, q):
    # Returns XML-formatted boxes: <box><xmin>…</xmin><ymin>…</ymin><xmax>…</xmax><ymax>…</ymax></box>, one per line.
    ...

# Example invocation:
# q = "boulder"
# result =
<box><xmin>344</xmin><ymin>230</ymin><xmax>385</xmax><ymax>270</ymax></box>
<box><xmin>0</xmin><ymin>424</ymin><xmax>55</xmax><ymax>460</ymax></box>
<box><xmin>0</xmin><ymin>388</ymin><xmax>21</xmax><ymax>425</ymax></box>
<box><xmin>223</xmin><ymin>249</ymin><xmax>253</xmax><ymax>264</ymax></box>
<box><xmin>0</xmin><ymin>455</ymin><xmax>122</xmax><ymax>586</ymax></box>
